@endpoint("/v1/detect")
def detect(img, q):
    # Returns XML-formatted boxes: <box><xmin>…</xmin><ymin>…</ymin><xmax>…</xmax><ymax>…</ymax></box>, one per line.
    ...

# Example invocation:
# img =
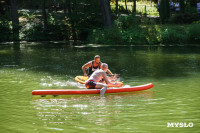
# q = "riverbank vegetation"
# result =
<box><xmin>88</xmin><ymin>16</ymin><xmax>200</xmax><ymax>45</ymax></box>
<box><xmin>0</xmin><ymin>0</ymin><xmax>200</xmax><ymax>45</ymax></box>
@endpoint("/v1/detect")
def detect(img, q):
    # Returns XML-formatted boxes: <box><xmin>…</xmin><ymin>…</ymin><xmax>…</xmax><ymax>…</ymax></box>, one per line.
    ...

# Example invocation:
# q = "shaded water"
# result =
<box><xmin>0</xmin><ymin>43</ymin><xmax>200</xmax><ymax>133</ymax></box>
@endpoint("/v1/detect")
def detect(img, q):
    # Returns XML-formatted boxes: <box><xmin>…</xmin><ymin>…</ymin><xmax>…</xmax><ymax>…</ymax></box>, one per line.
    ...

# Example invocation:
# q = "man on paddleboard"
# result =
<box><xmin>85</xmin><ymin>63</ymin><xmax>120</xmax><ymax>97</ymax></box>
<box><xmin>82</xmin><ymin>55</ymin><xmax>113</xmax><ymax>77</ymax></box>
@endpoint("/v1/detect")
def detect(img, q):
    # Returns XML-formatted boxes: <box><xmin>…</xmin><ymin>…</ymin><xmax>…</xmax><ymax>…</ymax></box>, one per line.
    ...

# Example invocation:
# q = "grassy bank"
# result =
<box><xmin>87</xmin><ymin>15</ymin><xmax>200</xmax><ymax>45</ymax></box>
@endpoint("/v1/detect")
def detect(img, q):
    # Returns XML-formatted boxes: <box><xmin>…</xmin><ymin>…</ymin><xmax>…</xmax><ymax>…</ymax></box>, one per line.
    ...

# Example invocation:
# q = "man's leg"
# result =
<box><xmin>95</xmin><ymin>83</ymin><xmax>107</xmax><ymax>97</ymax></box>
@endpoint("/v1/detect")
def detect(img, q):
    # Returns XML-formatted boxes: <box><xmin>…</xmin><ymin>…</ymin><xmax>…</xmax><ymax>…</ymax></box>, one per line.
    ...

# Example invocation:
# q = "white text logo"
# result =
<box><xmin>167</xmin><ymin>122</ymin><xmax>193</xmax><ymax>127</ymax></box>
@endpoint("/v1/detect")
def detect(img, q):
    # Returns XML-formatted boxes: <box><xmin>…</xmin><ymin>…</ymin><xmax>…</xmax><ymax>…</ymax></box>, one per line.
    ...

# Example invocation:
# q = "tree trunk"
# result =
<box><xmin>67</xmin><ymin>0</ymin><xmax>76</xmax><ymax>41</ymax></box>
<box><xmin>42</xmin><ymin>0</ymin><xmax>48</xmax><ymax>31</ymax></box>
<box><xmin>64</xmin><ymin>0</ymin><xmax>67</xmax><ymax>14</ymax></box>
<box><xmin>67</xmin><ymin>0</ymin><xmax>71</xmax><ymax>13</ymax></box>
<box><xmin>100</xmin><ymin>0</ymin><xmax>112</xmax><ymax>27</ymax></box>
<box><xmin>133</xmin><ymin>0</ymin><xmax>136</xmax><ymax>13</ymax></box>
<box><xmin>10</xmin><ymin>0</ymin><xmax>19</xmax><ymax>41</ymax></box>
<box><xmin>125</xmin><ymin>0</ymin><xmax>128</xmax><ymax>13</ymax></box>
<box><xmin>180</xmin><ymin>0</ymin><xmax>185</xmax><ymax>14</ymax></box>
<box><xmin>115</xmin><ymin>0</ymin><xmax>118</xmax><ymax>16</ymax></box>
<box><xmin>160</xmin><ymin>0</ymin><xmax>170</xmax><ymax>23</ymax></box>
<box><xmin>72</xmin><ymin>0</ymin><xmax>77</xmax><ymax>41</ymax></box>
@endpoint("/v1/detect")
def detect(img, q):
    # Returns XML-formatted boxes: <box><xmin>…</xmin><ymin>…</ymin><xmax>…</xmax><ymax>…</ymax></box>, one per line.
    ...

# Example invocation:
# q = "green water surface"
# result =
<box><xmin>0</xmin><ymin>44</ymin><xmax>200</xmax><ymax>133</ymax></box>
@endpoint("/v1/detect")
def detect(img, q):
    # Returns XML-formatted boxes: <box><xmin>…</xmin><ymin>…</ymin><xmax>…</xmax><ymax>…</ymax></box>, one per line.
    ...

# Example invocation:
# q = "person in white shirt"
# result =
<box><xmin>175</xmin><ymin>2</ymin><xmax>180</xmax><ymax>14</ymax></box>
<box><xmin>85</xmin><ymin>63</ymin><xmax>120</xmax><ymax>97</ymax></box>
<box><xmin>169</xmin><ymin>0</ymin><xmax>175</xmax><ymax>12</ymax></box>
<box><xmin>157</xmin><ymin>0</ymin><xmax>160</xmax><ymax>13</ymax></box>
<box><xmin>197</xmin><ymin>0</ymin><xmax>200</xmax><ymax>14</ymax></box>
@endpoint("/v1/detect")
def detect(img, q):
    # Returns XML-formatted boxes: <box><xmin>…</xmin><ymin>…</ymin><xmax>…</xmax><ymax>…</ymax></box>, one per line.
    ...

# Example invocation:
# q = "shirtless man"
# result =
<box><xmin>82</xmin><ymin>55</ymin><xmax>113</xmax><ymax>77</ymax></box>
<box><xmin>85</xmin><ymin>63</ymin><xmax>120</xmax><ymax>97</ymax></box>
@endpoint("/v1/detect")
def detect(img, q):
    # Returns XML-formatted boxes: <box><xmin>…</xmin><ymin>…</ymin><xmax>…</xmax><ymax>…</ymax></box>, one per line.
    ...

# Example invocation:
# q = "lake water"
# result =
<box><xmin>0</xmin><ymin>43</ymin><xmax>200</xmax><ymax>133</ymax></box>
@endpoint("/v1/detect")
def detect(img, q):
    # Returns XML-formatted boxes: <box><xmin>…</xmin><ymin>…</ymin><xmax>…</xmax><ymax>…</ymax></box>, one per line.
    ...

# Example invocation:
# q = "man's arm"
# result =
<box><xmin>102</xmin><ymin>72</ymin><xmax>111</xmax><ymax>84</ymax></box>
<box><xmin>82</xmin><ymin>61</ymin><xmax>92</xmax><ymax>76</ymax></box>
<box><xmin>106</xmin><ymin>69</ymin><xmax>113</xmax><ymax>75</ymax></box>
<box><xmin>102</xmin><ymin>72</ymin><xmax>119</xmax><ymax>86</ymax></box>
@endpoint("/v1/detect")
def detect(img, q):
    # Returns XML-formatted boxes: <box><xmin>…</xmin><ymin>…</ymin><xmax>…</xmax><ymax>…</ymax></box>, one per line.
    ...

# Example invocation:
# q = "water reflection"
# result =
<box><xmin>32</xmin><ymin>91</ymin><xmax>154</xmax><ymax>129</ymax></box>
<box><xmin>1</xmin><ymin>45</ymin><xmax>200</xmax><ymax>79</ymax></box>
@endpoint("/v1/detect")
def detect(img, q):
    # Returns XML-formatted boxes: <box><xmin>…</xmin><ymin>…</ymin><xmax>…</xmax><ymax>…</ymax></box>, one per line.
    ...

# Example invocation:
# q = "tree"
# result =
<box><xmin>160</xmin><ymin>0</ymin><xmax>170</xmax><ymax>23</ymax></box>
<box><xmin>63</xmin><ymin>0</ymin><xmax>67</xmax><ymax>14</ymax></box>
<box><xmin>100</xmin><ymin>0</ymin><xmax>112</xmax><ymax>27</ymax></box>
<box><xmin>125</xmin><ymin>0</ymin><xmax>128</xmax><ymax>13</ymax></box>
<box><xmin>115</xmin><ymin>0</ymin><xmax>118</xmax><ymax>16</ymax></box>
<box><xmin>42</xmin><ymin>0</ymin><xmax>48</xmax><ymax>31</ymax></box>
<box><xmin>133</xmin><ymin>0</ymin><xmax>136</xmax><ymax>13</ymax></box>
<box><xmin>190</xmin><ymin>0</ymin><xmax>197</xmax><ymax>7</ymax></box>
<box><xmin>180</xmin><ymin>0</ymin><xmax>185</xmax><ymax>13</ymax></box>
<box><xmin>67</xmin><ymin>0</ymin><xmax>77</xmax><ymax>41</ymax></box>
<box><xmin>10</xmin><ymin>0</ymin><xmax>19</xmax><ymax>41</ymax></box>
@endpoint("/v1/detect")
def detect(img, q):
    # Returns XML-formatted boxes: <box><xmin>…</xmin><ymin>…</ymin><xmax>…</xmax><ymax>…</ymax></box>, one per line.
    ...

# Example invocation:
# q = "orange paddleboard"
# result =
<box><xmin>32</xmin><ymin>83</ymin><xmax>153</xmax><ymax>95</ymax></box>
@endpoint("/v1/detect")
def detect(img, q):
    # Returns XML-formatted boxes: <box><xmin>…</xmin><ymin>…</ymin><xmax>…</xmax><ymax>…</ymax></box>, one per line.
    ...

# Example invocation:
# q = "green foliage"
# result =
<box><xmin>171</xmin><ymin>13</ymin><xmax>198</xmax><ymax>24</ymax></box>
<box><xmin>18</xmin><ymin>0</ymin><xmax>102</xmax><ymax>42</ymax></box>
<box><xmin>180</xmin><ymin>0</ymin><xmax>185</xmax><ymax>13</ymax></box>
<box><xmin>21</xmin><ymin>23</ymin><xmax>45</xmax><ymax>41</ymax></box>
<box><xmin>1</xmin><ymin>0</ymin><xmax>199</xmax><ymax>45</ymax></box>
<box><xmin>87</xmin><ymin>25</ymin><xmax>123</xmax><ymax>45</ymax></box>
<box><xmin>104</xmin><ymin>25</ymin><xmax>123</xmax><ymax>44</ymax></box>
<box><xmin>159</xmin><ymin>27</ymin><xmax>186</xmax><ymax>44</ymax></box>
<box><xmin>186</xmin><ymin>24</ymin><xmax>200</xmax><ymax>42</ymax></box>
<box><xmin>145</xmin><ymin>21</ymin><xmax>160</xmax><ymax>44</ymax></box>
<box><xmin>47</xmin><ymin>13</ymin><xmax>69</xmax><ymax>40</ymax></box>
<box><xmin>0</xmin><ymin>20</ymin><xmax>12</xmax><ymax>42</ymax></box>
<box><xmin>87</xmin><ymin>15</ymin><xmax>158</xmax><ymax>45</ymax></box>
<box><xmin>158</xmin><ymin>24</ymin><xmax>200</xmax><ymax>44</ymax></box>
<box><xmin>115</xmin><ymin>15</ymin><xmax>140</xmax><ymax>30</ymax></box>
<box><xmin>87</xmin><ymin>29</ymin><xmax>105</xmax><ymax>44</ymax></box>
<box><xmin>21</xmin><ymin>20</ymin><xmax>69</xmax><ymax>41</ymax></box>
<box><xmin>68</xmin><ymin>0</ymin><xmax>102</xmax><ymax>40</ymax></box>
<box><xmin>87</xmin><ymin>14</ymin><xmax>200</xmax><ymax>45</ymax></box>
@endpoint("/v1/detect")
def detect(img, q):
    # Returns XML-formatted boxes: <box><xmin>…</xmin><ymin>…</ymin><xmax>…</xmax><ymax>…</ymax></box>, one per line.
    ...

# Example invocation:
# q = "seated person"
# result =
<box><xmin>85</xmin><ymin>63</ymin><xmax>120</xmax><ymax>97</ymax></box>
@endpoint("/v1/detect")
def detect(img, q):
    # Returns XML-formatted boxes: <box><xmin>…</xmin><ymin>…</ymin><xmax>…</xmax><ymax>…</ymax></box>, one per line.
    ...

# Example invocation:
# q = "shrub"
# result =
<box><xmin>87</xmin><ymin>15</ymin><xmax>200</xmax><ymax>45</ymax></box>
<box><xmin>21</xmin><ymin>23</ymin><xmax>45</xmax><ymax>41</ymax></box>
<box><xmin>87</xmin><ymin>29</ymin><xmax>105</xmax><ymax>44</ymax></box>
<box><xmin>104</xmin><ymin>25</ymin><xmax>122</xmax><ymax>45</ymax></box>
<box><xmin>187</xmin><ymin>24</ymin><xmax>200</xmax><ymax>42</ymax></box>
<box><xmin>159</xmin><ymin>27</ymin><xmax>186</xmax><ymax>44</ymax></box>
<box><xmin>115</xmin><ymin>15</ymin><xmax>140</xmax><ymax>30</ymax></box>
<box><xmin>121</xmin><ymin>26</ymin><xmax>148</xmax><ymax>44</ymax></box>
<box><xmin>146</xmin><ymin>24</ymin><xmax>160</xmax><ymax>44</ymax></box>
<box><xmin>171</xmin><ymin>13</ymin><xmax>198</xmax><ymax>24</ymax></box>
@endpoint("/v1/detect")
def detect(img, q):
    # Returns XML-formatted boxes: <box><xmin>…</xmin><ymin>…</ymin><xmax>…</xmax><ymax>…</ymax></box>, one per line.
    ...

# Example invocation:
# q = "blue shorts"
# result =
<box><xmin>85</xmin><ymin>80</ymin><xmax>96</xmax><ymax>89</ymax></box>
